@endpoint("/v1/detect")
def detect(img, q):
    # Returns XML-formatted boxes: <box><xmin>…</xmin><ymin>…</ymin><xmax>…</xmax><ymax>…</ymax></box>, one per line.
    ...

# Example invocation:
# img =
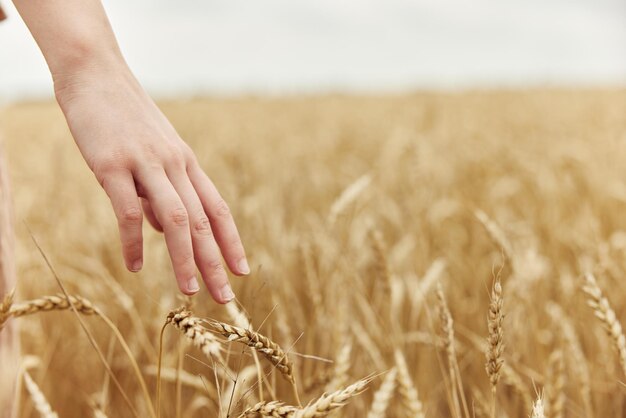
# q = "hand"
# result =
<box><xmin>54</xmin><ymin>66</ymin><xmax>248</xmax><ymax>304</ymax></box>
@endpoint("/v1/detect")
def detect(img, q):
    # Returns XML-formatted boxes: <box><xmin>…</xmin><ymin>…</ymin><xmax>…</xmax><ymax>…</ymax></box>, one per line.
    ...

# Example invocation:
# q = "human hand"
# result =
<box><xmin>54</xmin><ymin>66</ymin><xmax>248</xmax><ymax>304</ymax></box>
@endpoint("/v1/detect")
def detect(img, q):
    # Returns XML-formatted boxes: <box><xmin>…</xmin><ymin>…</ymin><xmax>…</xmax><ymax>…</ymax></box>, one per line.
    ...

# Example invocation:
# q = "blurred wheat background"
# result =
<box><xmin>1</xmin><ymin>89</ymin><xmax>625</xmax><ymax>417</ymax></box>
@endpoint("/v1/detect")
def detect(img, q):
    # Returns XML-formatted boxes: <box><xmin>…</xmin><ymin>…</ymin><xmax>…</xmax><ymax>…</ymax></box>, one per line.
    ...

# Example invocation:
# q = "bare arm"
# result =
<box><xmin>12</xmin><ymin>0</ymin><xmax>249</xmax><ymax>303</ymax></box>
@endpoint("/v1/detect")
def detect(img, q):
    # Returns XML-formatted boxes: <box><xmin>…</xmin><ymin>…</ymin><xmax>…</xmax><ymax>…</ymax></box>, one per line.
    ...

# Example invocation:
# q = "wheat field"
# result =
<box><xmin>1</xmin><ymin>89</ymin><xmax>626</xmax><ymax>417</ymax></box>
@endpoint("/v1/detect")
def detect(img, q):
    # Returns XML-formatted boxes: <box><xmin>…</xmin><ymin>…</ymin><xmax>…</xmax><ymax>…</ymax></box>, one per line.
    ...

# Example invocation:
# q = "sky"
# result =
<box><xmin>0</xmin><ymin>0</ymin><xmax>625</xmax><ymax>100</ymax></box>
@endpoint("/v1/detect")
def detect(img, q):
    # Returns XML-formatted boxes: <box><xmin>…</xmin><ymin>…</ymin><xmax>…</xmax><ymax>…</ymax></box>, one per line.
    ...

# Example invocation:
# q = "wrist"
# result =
<box><xmin>53</xmin><ymin>53</ymin><xmax>138</xmax><ymax>113</ymax></box>
<box><xmin>51</xmin><ymin>40</ymin><xmax>132</xmax><ymax>104</ymax></box>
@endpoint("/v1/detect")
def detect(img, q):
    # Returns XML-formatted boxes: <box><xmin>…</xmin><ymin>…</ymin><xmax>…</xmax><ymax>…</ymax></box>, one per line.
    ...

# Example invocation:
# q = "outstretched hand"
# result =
<box><xmin>55</xmin><ymin>69</ymin><xmax>248</xmax><ymax>304</ymax></box>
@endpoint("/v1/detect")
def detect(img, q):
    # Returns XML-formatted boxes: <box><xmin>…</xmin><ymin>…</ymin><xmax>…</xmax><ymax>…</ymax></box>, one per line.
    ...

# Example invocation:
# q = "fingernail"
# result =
<box><xmin>238</xmin><ymin>258</ymin><xmax>250</xmax><ymax>275</ymax></box>
<box><xmin>187</xmin><ymin>276</ymin><xmax>200</xmax><ymax>293</ymax></box>
<box><xmin>220</xmin><ymin>283</ymin><xmax>235</xmax><ymax>302</ymax></box>
<box><xmin>131</xmin><ymin>260</ymin><xmax>143</xmax><ymax>272</ymax></box>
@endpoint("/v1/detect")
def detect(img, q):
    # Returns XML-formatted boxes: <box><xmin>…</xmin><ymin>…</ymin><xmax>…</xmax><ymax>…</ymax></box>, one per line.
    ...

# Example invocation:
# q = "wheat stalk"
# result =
<box><xmin>471</xmin><ymin>388</ymin><xmax>491</xmax><ymax>418</ymax></box>
<box><xmin>366</xmin><ymin>368</ymin><xmax>397</xmax><ymax>418</ymax></box>
<box><xmin>436</xmin><ymin>282</ymin><xmax>463</xmax><ymax>418</ymax></box>
<box><xmin>546</xmin><ymin>302</ymin><xmax>592</xmax><ymax>417</ymax></box>
<box><xmin>582</xmin><ymin>273</ymin><xmax>626</xmax><ymax>378</ymax></box>
<box><xmin>23</xmin><ymin>372</ymin><xmax>58</xmax><ymax>418</ymax></box>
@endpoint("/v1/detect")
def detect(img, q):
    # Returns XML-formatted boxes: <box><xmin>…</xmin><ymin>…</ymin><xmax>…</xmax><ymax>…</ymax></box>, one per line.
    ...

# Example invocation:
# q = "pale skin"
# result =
<box><xmin>11</xmin><ymin>0</ymin><xmax>249</xmax><ymax>304</ymax></box>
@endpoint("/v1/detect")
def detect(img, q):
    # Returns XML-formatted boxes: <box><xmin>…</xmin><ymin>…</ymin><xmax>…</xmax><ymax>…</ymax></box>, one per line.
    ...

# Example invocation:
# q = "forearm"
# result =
<box><xmin>12</xmin><ymin>0</ymin><xmax>132</xmax><ymax>100</ymax></box>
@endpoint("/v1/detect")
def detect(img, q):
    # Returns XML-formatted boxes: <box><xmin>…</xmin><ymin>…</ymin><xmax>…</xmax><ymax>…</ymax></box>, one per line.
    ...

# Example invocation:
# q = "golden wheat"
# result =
<box><xmin>582</xmin><ymin>273</ymin><xmax>626</xmax><ymax>378</ymax></box>
<box><xmin>4</xmin><ymin>91</ymin><xmax>626</xmax><ymax>417</ymax></box>
<box><xmin>207</xmin><ymin>319</ymin><xmax>294</xmax><ymax>384</ymax></box>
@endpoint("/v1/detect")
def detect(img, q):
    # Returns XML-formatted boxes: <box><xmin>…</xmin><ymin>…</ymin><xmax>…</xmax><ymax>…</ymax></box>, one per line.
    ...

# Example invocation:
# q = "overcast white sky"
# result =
<box><xmin>0</xmin><ymin>0</ymin><xmax>625</xmax><ymax>100</ymax></box>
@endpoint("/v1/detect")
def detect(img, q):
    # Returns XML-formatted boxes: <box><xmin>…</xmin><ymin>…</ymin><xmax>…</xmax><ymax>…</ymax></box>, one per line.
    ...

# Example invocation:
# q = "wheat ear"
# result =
<box><xmin>325</xmin><ymin>340</ymin><xmax>352</xmax><ymax>393</ymax></box>
<box><xmin>328</xmin><ymin>173</ymin><xmax>372</xmax><ymax>224</ymax></box>
<box><xmin>475</xmin><ymin>210</ymin><xmax>514</xmax><ymax>261</ymax></box>
<box><xmin>531</xmin><ymin>396</ymin><xmax>545</xmax><ymax>418</ymax></box>
<box><xmin>7</xmin><ymin>294</ymin><xmax>97</xmax><ymax>319</ymax></box>
<box><xmin>93</xmin><ymin>407</ymin><xmax>109</xmax><ymax>418</ymax></box>
<box><xmin>207</xmin><ymin>319</ymin><xmax>294</xmax><ymax>384</ymax></box>
<box><xmin>366</xmin><ymin>368</ymin><xmax>397</xmax><ymax>418</ymax></box>
<box><xmin>208</xmin><ymin>317</ymin><xmax>302</xmax><ymax>406</ymax></box>
<box><xmin>394</xmin><ymin>350</ymin><xmax>425</xmax><ymax>418</ymax></box>
<box><xmin>165</xmin><ymin>307</ymin><xmax>223</xmax><ymax>361</ymax></box>
<box><xmin>582</xmin><ymin>273</ymin><xmax>626</xmax><ymax>378</ymax></box>
<box><xmin>293</xmin><ymin>376</ymin><xmax>372</xmax><ymax>418</ymax></box>
<box><xmin>0</xmin><ymin>289</ymin><xmax>14</xmax><ymax>331</ymax></box>
<box><xmin>23</xmin><ymin>372</ymin><xmax>58</xmax><ymax>418</ymax></box>
<box><xmin>240</xmin><ymin>401</ymin><xmax>298</xmax><ymax>417</ymax></box>
<box><xmin>485</xmin><ymin>279</ymin><xmax>504</xmax><ymax>418</ymax></box>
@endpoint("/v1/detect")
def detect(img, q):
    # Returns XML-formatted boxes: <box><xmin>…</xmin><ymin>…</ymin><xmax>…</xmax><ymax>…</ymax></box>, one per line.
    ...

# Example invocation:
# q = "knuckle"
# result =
<box><xmin>94</xmin><ymin>167</ymin><xmax>118</xmax><ymax>190</ymax></box>
<box><xmin>180</xmin><ymin>250</ymin><xmax>195</xmax><ymax>265</ymax></box>
<box><xmin>164</xmin><ymin>147</ymin><xmax>186</xmax><ymax>169</ymax></box>
<box><xmin>120</xmin><ymin>207</ymin><xmax>143</xmax><ymax>224</ymax></box>
<box><xmin>207</xmin><ymin>260</ymin><xmax>226</xmax><ymax>276</ymax></box>
<box><xmin>214</xmin><ymin>199</ymin><xmax>231</xmax><ymax>218</ymax></box>
<box><xmin>168</xmin><ymin>207</ymin><xmax>189</xmax><ymax>227</ymax></box>
<box><xmin>193</xmin><ymin>215</ymin><xmax>213</xmax><ymax>236</ymax></box>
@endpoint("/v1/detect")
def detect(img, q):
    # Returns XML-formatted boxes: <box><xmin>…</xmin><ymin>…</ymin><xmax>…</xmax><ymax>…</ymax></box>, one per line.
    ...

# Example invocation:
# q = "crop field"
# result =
<box><xmin>1</xmin><ymin>89</ymin><xmax>626</xmax><ymax>417</ymax></box>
